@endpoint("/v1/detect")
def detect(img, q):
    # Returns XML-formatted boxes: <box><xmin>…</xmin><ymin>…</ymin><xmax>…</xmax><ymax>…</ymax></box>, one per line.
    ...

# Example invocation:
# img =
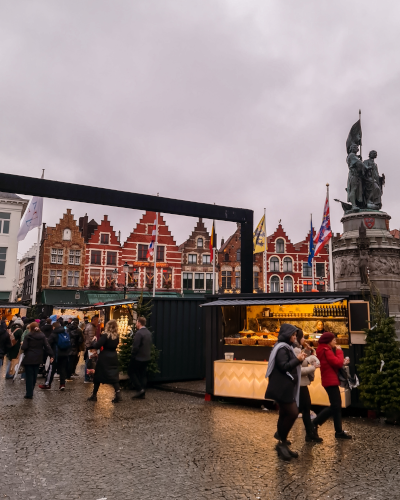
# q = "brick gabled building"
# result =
<box><xmin>84</xmin><ymin>215</ymin><xmax>122</xmax><ymax>289</ymax></box>
<box><xmin>37</xmin><ymin>209</ymin><xmax>85</xmax><ymax>293</ymax></box>
<box><xmin>218</xmin><ymin>222</ymin><xmax>330</xmax><ymax>293</ymax></box>
<box><xmin>121</xmin><ymin>211</ymin><xmax>182</xmax><ymax>292</ymax></box>
<box><xmin>179</xmin><ymin>218</ymin><xmax>215</xmax><ymax>293</ymax></box>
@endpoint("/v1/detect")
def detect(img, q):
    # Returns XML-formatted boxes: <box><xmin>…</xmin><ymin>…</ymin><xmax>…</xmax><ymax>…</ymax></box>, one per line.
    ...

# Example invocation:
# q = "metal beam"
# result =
<box><xmin>0</xmin><ymin>172</ymin><xmax>255</xmax><ymax>293</ymax></box>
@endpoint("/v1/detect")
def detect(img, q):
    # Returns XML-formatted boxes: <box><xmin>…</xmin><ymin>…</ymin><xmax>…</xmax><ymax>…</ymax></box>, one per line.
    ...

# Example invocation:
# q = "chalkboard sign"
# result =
<box><xmin>349</xmin><ymin>301</ymin><xmax>370</xmax><ymax>333</ymax></box>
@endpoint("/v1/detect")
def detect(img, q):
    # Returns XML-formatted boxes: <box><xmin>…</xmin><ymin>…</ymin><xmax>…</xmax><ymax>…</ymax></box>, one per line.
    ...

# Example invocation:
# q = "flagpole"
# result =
<box><xmin>213</xmin><ymin>239</ymin><xmax>216</xmax><ymax>295</ymax></box>
<box><xmin>327</xmin><ymin>183</ymin><xmax>335</xmax><ymax>292</ymax></box>
<box><xmin>264</xmin><ymin>208</ymin><xmax>267</xmax><ymax>293</ymax></box>
<box><xmin>31</xmin><ymin>169</ymin><xmax>45</xmax><ymax>306</ymax></box>
<box><xmin>153</xmin><ymin>212</ymin><xmax>158</xmax><ymax>298</ymax></box>
<box><xmin>311</xmin><ymin>213</ymin><xmax>315</xmax><ymax>291</ymax></box>
<box><xmin>359</xmin><ymin>109</ymin><xmax>362</xmax><ymax>160</ymax></box>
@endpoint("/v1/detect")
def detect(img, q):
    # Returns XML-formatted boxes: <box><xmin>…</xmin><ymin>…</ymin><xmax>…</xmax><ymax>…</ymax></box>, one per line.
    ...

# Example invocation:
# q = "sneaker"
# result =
<box><xmin>87</xmin><ymin>394</ymin><xmax>97</xmax><ymax>402</ymax></box>
<box><xmin>59</xmin><ymin>385</ymin><xmax>65</xmax><ymax>391</ymax></box>
<box><xmin>39</xmin><ymin>384</ymin><xmax>51</xmax><ymax>390</ymax></box>
<box><xmin>84</xmin><ymin>380</ymin><xmax>92</xmax><ymax>384</ymax></box>
<box><xmin>335</xmin><ymin>430</ymin><xmax>352</xmax><ymax>440</ymax></box>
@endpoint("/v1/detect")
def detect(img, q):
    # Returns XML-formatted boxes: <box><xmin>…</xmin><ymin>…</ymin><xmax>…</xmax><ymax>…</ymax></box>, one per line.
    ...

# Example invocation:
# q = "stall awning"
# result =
<box><xmin>79</xmin><ymin>299</ymin><xmax>138</xmax><ymax>311</ymax></box>
<box><xmin>200</xmin><ymin>297</ymin><xmax>346</xmax><ymax>307</ymax></box>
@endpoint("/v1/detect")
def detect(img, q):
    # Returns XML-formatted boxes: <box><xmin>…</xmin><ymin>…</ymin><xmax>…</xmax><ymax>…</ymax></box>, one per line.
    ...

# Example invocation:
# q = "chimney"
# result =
<box><xmin>221</xmin><ymin>238</ymin><xmax>225</xmax><ymax>247</ymax></box>
<box><xmin>118</xmin><ymin>231</ymin><xmax>121</xmax><ymax>243</ymax></box>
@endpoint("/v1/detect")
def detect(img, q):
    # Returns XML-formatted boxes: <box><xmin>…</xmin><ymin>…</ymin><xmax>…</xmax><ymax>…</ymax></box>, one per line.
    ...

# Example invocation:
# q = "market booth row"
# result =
<box><xmin>202</xmin><ymin>292</ymin><xmax>371</xmax><ymax>408</ymax></box>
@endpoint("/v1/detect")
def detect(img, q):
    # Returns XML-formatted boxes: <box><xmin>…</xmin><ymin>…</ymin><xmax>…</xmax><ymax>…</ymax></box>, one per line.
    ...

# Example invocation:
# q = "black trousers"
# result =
<box><xmin>298</xmin><ymin>386</ymin><xmax>314</xmax><ymax>436</ymax></box>
<box><xmin>313</xmin><ymin>385</ymin><xmax>342</xmax><ymax>433</ymax></box>
<box><xmin>93</xmin><ymin>381</ymin><xmax>120</xmax><ymax>395</ymax></box>
<box><xmin>47</xmin><ymin>356</ymin><xmax>68</xmax><ymax>386</ymax></box>
<box><xmin>67</xmin><ymin>354</ymin><xmax>79</xmax><ymax>378</ymax></box>
<box><xmin>129</xmin><ymin>360</ymin><xmax>149</xmax><ymax>392</ymax></box>
<box><xmin>25</xmin><ymin>365</ymin><xmax>40</xmax><ymax>398</ymax></box>
<box><xmin>276</xmin><ymin>401</ymin><xmax>298</xmax><ymax>441</ymax></box>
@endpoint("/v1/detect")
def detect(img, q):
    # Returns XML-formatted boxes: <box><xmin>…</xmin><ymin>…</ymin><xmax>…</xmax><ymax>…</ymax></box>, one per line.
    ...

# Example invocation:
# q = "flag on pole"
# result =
<box><xmin>307</xmin><ymin>216</ymin><xmax>314</xmax><ymax>267</ymax></box>
<box><xmin>147</xmin><ymin>218</ymin><xmax>157</xmax><ymax>259</ymax></box>
<box><xmin>209</xmin><ymin>221</ymin><xmax>215</xmax><ymax>261</ymax></box>
<box><xmin>314</xmin><ymin>195</ymin><xmax>332</xmax><ymax>257</ymax></box>
<box><xmin>17</xmin><ymin>196</ymin><xmax>43</xmax><ymax>241</ymax></box>
<box><xmin>253</xmin><ymin>215</ymin><xmax>266</xmax><ymax>254</ymax></box>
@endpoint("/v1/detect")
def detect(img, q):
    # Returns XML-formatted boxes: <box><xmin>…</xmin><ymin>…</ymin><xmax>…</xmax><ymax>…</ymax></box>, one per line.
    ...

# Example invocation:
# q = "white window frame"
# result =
<box><xmin>0</xmin><ymin>213</ymin><xmax>11</xmax><ymax>235</ymax></box>
<box><xmin>188</xmin><ymin>254</ymin><xmax>197</xmax><ymax>264</ymax></box>
<box><xmin>202</xmin><ymin>254</ymin><xmax>211</xmax><ymax>264</ymax></box>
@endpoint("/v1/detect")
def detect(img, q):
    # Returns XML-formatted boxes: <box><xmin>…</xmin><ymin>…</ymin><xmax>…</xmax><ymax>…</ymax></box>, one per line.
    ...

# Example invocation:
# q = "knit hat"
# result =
<box><xmin>318</xmin><ymin>332</ymin><xmax>335</xmax><ymax>344</ymax></box>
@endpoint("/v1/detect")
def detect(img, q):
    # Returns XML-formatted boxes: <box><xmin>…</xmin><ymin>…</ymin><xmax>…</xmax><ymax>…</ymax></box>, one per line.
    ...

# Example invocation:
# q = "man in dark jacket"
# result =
<box><xmin>66</xmin><ymin>319</ymin><xmax>83</xmax><ymax>379</ymax></box>
<box><xmin>40</xmin><ymin>318</ymin><xmax>53</xmax><ymax>338</ymax></box>
<box><xmin>21</xmin><ymin>323</ymin><xmax>54</xmax><ymax>399</ymax></box>
<box><xmin>129</xmin><ymin>316</ymin><xmax>152</xmax><ymax>399</ymax></box>
<box><xmin>0</xmin><ymin>321</ymin><xmax>11</xmax><ymax>367</ymax></box>
<box><xmin>39</xmin><ymin>322</ymin><xmax>70</xmax><ymax>390</ymax></box>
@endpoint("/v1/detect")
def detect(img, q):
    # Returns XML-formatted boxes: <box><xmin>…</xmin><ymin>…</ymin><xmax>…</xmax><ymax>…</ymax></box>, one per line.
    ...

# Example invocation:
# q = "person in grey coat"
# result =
<box><xmin>129</xmin><ymin>316</ymin><xmax>152</xmax><ymax>399</ymax></box>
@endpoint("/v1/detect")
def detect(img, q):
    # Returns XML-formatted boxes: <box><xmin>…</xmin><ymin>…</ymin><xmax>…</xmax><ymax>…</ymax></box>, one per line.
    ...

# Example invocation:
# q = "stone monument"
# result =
<box><xmin>333</xmin><ymin>116</ymin><xmax>400</xmax><ymax>327</ymax></box>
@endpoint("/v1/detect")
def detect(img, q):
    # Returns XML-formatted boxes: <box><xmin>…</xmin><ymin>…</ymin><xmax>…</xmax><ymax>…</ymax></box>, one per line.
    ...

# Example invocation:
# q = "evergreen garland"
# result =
<box><xmin>118</xmin><ymin>293</ymin><xmax>161</xmax><ymax>376</ymax></box>
<box><xmin>358</xmin><ymin>286</ymin><xmax>400</xmax><ymax>412</ymax></box>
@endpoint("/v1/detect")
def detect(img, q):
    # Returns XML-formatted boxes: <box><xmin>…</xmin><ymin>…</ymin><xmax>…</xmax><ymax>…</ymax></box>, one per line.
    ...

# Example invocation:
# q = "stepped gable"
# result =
<box><xmin>179</xmin><ymin>218</ymin><xmax>211</xmax><ymax>251</ymax></box>
<box><xmin>87</xmin><ymin>215</ymin><xmax>121</xmax><ymax>246</ymax></box>
<box><xmin>268</xmin><ymin>223</ymin><xmax>298</xmax><ymax>254</ymax></box>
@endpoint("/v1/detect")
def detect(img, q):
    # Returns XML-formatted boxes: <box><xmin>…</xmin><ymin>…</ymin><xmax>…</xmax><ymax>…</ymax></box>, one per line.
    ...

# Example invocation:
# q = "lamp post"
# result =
<box><xmin>123</xmin><ymin>262</ymin><xmax>129</xmax><ymax>300</ymax></box>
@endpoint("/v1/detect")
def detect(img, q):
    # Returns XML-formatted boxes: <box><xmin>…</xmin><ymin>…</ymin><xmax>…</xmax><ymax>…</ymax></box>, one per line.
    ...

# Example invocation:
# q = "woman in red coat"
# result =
<box><xmin>312</xmin><ymin>332</ymin><xmax>352</xmax><ymax>439</ymax></box>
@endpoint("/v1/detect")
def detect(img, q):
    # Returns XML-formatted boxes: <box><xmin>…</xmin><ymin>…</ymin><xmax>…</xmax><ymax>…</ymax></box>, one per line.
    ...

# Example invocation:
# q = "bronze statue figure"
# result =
<box><xmin>346</xmin><ymin>143</ymin><xmax>364</xmax><ymax>209</ymax></box>
<box><xmin>363</xmin><ymin>150</ymin><xmax>385</xmax><ymax>210</ymax></box>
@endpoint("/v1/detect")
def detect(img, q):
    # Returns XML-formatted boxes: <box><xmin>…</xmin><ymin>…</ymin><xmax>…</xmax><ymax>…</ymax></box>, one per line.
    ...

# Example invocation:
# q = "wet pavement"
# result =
<box><xmin>1</xmin><ymin>363</ymin><xmax>400</xmax><ymax>500</ymax></box>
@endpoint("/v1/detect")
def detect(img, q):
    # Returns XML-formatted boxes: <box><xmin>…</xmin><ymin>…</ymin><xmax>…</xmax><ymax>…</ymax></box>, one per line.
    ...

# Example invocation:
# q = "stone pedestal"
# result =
<box><xmin>333</xmin><ymin>211</ymin><xmax>400</xmax><ymax>321</ymax></box>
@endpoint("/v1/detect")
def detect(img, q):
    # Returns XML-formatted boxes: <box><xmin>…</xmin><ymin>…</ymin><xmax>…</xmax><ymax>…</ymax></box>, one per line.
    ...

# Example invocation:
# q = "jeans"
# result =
<box><xmin>47</xmin><ymin>356</ymin><xmax>68</xmax><ymax>387</ymax></box>
<box><xmin>5</xmin><ymin>359</ymin><xmax>13</xmax><ymax>379</ymax></box>
<box><xmin>313</xmin><ymin>385</ymin><xmax>343</xmax><ymax>433</ymax></box>
<box><xmin>299</xmin><ymin>386</ymin><xmax>314</xmax><ymax>436</ymax></box>
<box><xmin>276</xmin><ymin>401</ymin><xmax>299</xmax><ymax>441</ymax></box>
<box><xmin>129</xmin><ymin>360</ymin><xmax>149</xmax><ymax>392</ymax></box>
<box><xmin>25</xmin><ymin>365</ymin><xmax>40</xmax><ymax>398</ymax></box>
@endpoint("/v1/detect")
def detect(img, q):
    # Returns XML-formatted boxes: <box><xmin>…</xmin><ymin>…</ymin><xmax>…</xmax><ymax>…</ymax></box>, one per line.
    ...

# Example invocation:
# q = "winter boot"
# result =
<box><xmin>285</xmin><ymin>446</ymin><xmax>299</xmax><ymax>459</ymax></box>
<box><xmin>335</xmin><ymin>430</ymin><xmax>352</xmax><ymax>439</ymax></box>
<box><xmin>275</xmin><ymin>442</ymin><xmax>292</xmax><ymax>461</ymax></box>
<box><xmin>112</xmin><ymin>391</ymin><xmax>122</xmax><ymax>403</ymax></box>
<box><xmin>87</xmin><ymin>394</ymin><xmax>97</xmax><ymax>402</ymax></box>
<box><xmin>274</xmin><ymin>431</ymin><xmax>291</xmax><ymax>446</ymax></box>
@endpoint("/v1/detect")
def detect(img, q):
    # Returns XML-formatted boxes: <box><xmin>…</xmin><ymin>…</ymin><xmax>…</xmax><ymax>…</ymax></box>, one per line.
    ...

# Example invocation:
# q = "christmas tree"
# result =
<box><xmin>118</xmin><ymin>293</ymin><xmax>160</xmax><ymax>376</ymax></box>
<box><xmin>358</xmin><ymin>287</ymin><xmax>400</xmax><ymax>413</ymax></box>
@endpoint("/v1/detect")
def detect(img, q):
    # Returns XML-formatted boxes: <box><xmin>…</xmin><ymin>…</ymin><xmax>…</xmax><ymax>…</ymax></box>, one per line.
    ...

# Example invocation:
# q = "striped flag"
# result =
<box><xmin>209</xmin><ymin>221</ymin><xmax>215</xmax><ymax>261</ymax></box>
<box><xmin>146</xmin><ymin>218</ymin><xmax>157</xmax><ymax>259</ymax></box>
<box><xmin>314</xmin><ymin>196</ymin><xmax>332</xmax><ymax>257</ymax></box>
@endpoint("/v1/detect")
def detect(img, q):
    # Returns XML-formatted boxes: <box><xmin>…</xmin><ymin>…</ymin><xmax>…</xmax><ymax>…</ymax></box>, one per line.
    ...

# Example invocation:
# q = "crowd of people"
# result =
<box><xmin>0</xmin><ymin>313</ymin><xmax>152</xmax><ymax>402</ymax></box>
<box><xmin>266</xmin><ymin>323</ymin><xmax>352</xmax><ymax>461</ymax></box>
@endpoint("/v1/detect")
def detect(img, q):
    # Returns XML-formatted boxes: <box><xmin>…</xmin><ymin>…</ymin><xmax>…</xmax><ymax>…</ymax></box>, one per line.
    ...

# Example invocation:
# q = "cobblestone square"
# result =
<box><xmin>1</xmin><ymin>365</ymin><xmax>400</xmax><ymax>500</ymax></box>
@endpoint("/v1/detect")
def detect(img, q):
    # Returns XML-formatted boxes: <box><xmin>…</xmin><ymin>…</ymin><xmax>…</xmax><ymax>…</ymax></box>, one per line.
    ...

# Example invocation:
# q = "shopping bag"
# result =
<box><xmin>9</xmin><ymin>355</ymin><xmax>20</xmax><ymax>376</ymax></box>
<box><xmin>13</xmin><ymin>353</ymin><xmax>24</xmax><ymax>381</ymax></box>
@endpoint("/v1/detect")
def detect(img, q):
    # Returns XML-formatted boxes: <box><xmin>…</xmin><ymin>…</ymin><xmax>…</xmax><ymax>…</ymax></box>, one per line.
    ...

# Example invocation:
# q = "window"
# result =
<box><xmin>194</xmin><ymin>273</ymin><xmax>204</xmax><ymax>289</ymax></box>
<box><xmin>222</xmin><ymin>271</ymin><xmax>231</xmax><ymax>289</ymax></box>
<box><xmin>276</xmin><ymin>239</ymin><xmax>284</xmax><ymax>253</ymax></box>
<box><xmin>206</xmin><ymin>273</ymin><xmax>213</xmax><ymax>291</ymax></box>
<box><xmin>188</xmin><ymin>254</ymin><xmax>197</xmax><ymax>264</ymax></box>
<box><xmin>235</xmin><ymin>270</ymin><xmax>240</xmax><ymax>289</ymax></box>
<box><xmin>284</xmin><ymin>276</ymin><xmax>293</xmax><ymax>292</ymax></box>
<box><xmin>270</xmin><ymin>257</ymin><xmax>279</xmax><ymax>272</ymax></box>
<box><xmin>303</xmin><ymin>263</ymin><xmax>312</xmax><ymax>277</ymax></box>
<box><xmin>270</xmin><ymin>276</ymin><xmax>280</xmax><ymax>292</ymax></box>
<box><xmin>100</xmin><ymin>234</ymin><xmax>110</xmax><ymax>244</ymax></box>
<box><xmin>107</xmin><ymin>251</ymin><xmax>117</xmax><ymax>266</ymax></box>
<box><xmin>157</xmin><ymin>246</ymin><xmax>165</xmax><ymax>262</ymax></box>
<box><xmin>89</xmin><ymin>269</ymin><xmax>100</xmax><ymax>287</ymax></box>
<box><xmin>51</xmin><ymin>249</ymin><xmax>63</xmax><ymax>264</ymax></box>
<box><xmin>63</xmin><ymin>229</ymin><xmax>71</xmax><ymax>241</ymax></box>
<box><xmin>303</xmin><ymin>281</ymin><xmax>312</xmax><ymax>292</ymax></box>
<box><xmin>106</xmin><ymin>269</ymin><xmax>116</xmax><ymax>288</ymax></box>
<box><xmin>253</xmin><ymin>272</ymin><xmax>259</xmax><ymax>289</ymax></box>
<box><xmin>91</xmin><ymin>250</ymin><xmax>102</xmax><ymax>265</ymax></box>
<box><xmin>69</xmin><ymin>250</ymin><xmax>81</xmax><ymax>265</ymax></box>
<box><xmin>316</xmin><ymin>263</ymin><xmax>325</xmax><ymax>278</ymax></box>
<box><xmin>0</xmin><ymin>213</ymin><xmax>10</xmax><ymax>234</ymax></box>
<box><xmin>224</xmin><ymin>253</ymin><xmax>229</xmax><ymax>262</ymax></box>
<box><xmin>202</xmin><ymin>254</ymin><xmax>210</xmax><ymax>264</ymax></box>
<box><xmin>49</xmin><ymin>270</ymin><xmax>62</xmax><ymax>286</ymax></box>
<box><xmin>236</xmin><ymin>249</ymin><xmax>241</xmax><ymax>261</ymax></box>
<box><xmin>283</xmin><ymin>257</ymin><xmax>292</xmax><ymax>272</ymax></box>
<box><xmin>183</xmin><ymin>272</ymin><xmax>193</xmax><ymax>290</ymax></box>
<box><xmin>67</xmin><ymin>271</ymin><xmax>79</xmax><ymax>287</ymax></box>
<box><xmin>197</xmin><ymin>238</ymin><xmax>203</xmax><ymax>248</ymax></box>
<box><xmin>0</xmin><ymin>247</ymin><xmax>7</xmax><ymax>275</ymax></box>
<box><xmin>138</xmin><ymin>244</ymin><xmax>148</xmax><ymax>261</ymax></box>
<box><xmin>163</xmin><ymin>268</ymin><xmax>172</xmax><ymax>288</ymax></box>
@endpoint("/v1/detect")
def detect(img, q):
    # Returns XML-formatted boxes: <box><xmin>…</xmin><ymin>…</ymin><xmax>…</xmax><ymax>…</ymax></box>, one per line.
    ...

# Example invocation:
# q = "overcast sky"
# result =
<box><xmin>2</xmin><ymin>1</ymin><xmax>400</xmax><ymax>259</ymax></box>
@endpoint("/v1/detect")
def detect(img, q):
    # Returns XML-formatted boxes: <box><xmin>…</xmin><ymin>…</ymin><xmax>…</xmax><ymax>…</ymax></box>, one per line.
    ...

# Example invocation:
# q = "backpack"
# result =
<box><xmin>57</xmin><ymin>329</ymin><xmax>71</xmax><ymax>350</ymax></box>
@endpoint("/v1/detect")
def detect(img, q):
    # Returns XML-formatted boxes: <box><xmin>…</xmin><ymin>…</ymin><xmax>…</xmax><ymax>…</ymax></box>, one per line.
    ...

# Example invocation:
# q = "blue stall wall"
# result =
<box><xmin>146</xmin><ymin>297</ymin><xmax>206</xmax><ymax>383</ymax></box>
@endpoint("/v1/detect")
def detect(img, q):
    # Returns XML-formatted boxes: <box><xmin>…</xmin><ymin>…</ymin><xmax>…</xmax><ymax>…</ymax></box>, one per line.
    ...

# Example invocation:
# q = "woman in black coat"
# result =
<box><xmin>87</xmin><ymin>320</ymin><xmax>121</xmax><ymax>403</ymax></box>
<box><xmin>21</xmin><ymin>323</ymin><xmax>54</xmax><ymax>399</ymax></box>
<box><xmin>265</xmin><ymin>324</ymin><xmax>306</xmax><ymax>461</ymax></box>
<box><xmin>0</xmin><ymin>321</ymin><xmax>11</xmax><ymax>368</ymax></box>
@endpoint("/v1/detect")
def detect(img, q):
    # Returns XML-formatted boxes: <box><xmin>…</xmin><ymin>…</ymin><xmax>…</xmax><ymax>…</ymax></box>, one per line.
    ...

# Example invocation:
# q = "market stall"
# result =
<box><xmin>0</xmin><ymin>303</ymin><xmax>28</xmax><ymax>321</ymax></box>
<box><xmin>202</xmin><ymin>292</ymin><xmax>371</xmax><ymax>408</ymax></box>
<box><xmin>79</xmin><ymin>299</ymin><xmax>137</xmax><ymax>335</ymax></box>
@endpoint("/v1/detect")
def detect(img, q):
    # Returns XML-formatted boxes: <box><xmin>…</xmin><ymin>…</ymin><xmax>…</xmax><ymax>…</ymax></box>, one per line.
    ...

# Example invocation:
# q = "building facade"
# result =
<box><xmin>83</xmin><ymin>215</ymin><xmax>122</xmax><ymax>289</ymax></box>
<box><xmin>179</xmin><ymin>218</ymin><xmax>214</xmax><ymax>294</ymax></box>
<box><xmin>218</xmin><ymin>223</ymin><xmax>330</xmax><ymax>293</ymax></box>
<box><xmin>0</xmin><ymin>192</ymin><xmax>28</xmax><ymax>301</ymax></box>
<box><xmin>37</xmin><ymin>209</ymin><xmax>86</xmax><ymax>296</ymax></box>
<box><xmin>16</xmin><ymin>243</ymin><xmax>37</xmax><ymax>302</ymax></box>
<box><xmin>122</xmin><ymin>211</ymin><xmax>182</xmax><ymax>292</ymax></box>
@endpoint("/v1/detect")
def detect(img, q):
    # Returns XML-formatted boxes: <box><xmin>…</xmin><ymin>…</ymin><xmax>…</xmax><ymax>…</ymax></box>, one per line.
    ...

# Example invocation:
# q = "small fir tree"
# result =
<box><xmin>358</xmin><ymin>287</ymin><xmax>400</xmax><ymax>413</ymax></box>
<box><xmin>118</xmin><ymin>294</ymin><xmax>160</xmax><ymax>376</ymax></box>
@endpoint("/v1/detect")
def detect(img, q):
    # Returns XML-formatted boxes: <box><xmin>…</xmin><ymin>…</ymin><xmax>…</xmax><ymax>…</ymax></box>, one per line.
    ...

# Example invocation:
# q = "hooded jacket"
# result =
<box><xmin>40</xmin><ymin>323</ymin><xmax>53</xmax><ymax>338</ymax></box>
<box><xmin>0</xmin><ymin>327</ymin><xmax>11</xmax><ymax>359</ymax></box>
<box><xmin>265</xmin><ymin>324</ymin><xmax>302</xmax><ymax>404</ymax></box>
<box><xmin>316</xmin><ymin>344</ymin><xmax>344</xmax><ymax>387</ymax></box>
<box><xmin>48</xmin><ymin>326</ymin><xmax>71</xmax><ymax>357</ymax></box>
<box><xmin>21</xmin><ymin>330</ymin><xmax>54</xmax><ymax>365</ymax></box>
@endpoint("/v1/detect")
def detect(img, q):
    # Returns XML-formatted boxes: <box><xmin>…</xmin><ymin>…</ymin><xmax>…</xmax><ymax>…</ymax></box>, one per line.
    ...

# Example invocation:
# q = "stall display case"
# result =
<box><xmin>203</xmin><ymin>292</ymin><xmax>371</xmax><ymax>408</ymax></box>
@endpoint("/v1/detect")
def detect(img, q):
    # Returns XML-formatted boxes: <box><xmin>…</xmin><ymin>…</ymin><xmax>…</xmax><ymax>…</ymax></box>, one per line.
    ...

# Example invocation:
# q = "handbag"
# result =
<box><xmin>9</xmin><ymin>332</ymin><xmax>16</xmax><ymax>347</ymax></box>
